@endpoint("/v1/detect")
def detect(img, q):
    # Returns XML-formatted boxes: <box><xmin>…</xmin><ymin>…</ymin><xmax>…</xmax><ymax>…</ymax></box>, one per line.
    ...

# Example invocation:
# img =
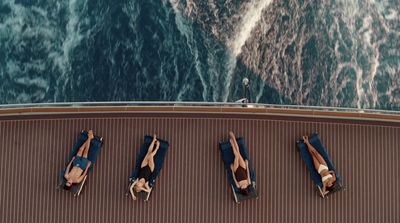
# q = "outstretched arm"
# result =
<box><xmin>246</xmin><ymin>160</ymin><xmax>251</xmax><ymax>185</ymax></box>
<box><xmin>142</xmin><ymin>182</ymin><xmax>152</xmax><ymax>193</ymax></box>
<box><xmin>230</xmin><ymin>165</ymin><xmax>240</xmax><ymax>188</ymax></box>
<box><xmin>64</xmin><ymin>157</ymin><xmax>75</xmax><ymax>178</ymax></box>
<box><xmin>77</xmin><ymin>161</ymin><xmax>91</xmax><ymax>183</ymax></box>
<box><xmin>129</xmin><ymin>180</ymin><xmax>138</xmax><ymax>200</ymax></box>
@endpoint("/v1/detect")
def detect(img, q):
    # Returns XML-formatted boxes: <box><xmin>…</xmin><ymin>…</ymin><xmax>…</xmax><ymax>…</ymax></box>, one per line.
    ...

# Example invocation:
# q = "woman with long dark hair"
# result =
<box><xmin>303</xmin><ymin>135</ymin><xmax>336</xmax><ymax>195</ymax></box>
<box><xmin>229</xmin><ymin>131</ymin><xmax>251</xmax><ymax>195</ymax></box>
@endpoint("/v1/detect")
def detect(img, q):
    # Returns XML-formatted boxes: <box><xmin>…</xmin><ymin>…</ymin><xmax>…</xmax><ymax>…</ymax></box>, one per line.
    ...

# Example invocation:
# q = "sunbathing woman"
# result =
<box><xmin>229</xmin><ymin>131</ymin><xmax>251</xmax><ymax>195</ymax></box>
<box><xmin>129</xmin><ymin>135</ymin><xmax>161</xmax><ymax>200</ymax></box>
<box><xmin>64</xmin><ymin>130</ymin><xmax>94</xmax><ymax>188</ymax></box>
<box><xmin>303</xmin><ymin>135</ymin><xmax>336</xmax><ymax>195</ymax></box>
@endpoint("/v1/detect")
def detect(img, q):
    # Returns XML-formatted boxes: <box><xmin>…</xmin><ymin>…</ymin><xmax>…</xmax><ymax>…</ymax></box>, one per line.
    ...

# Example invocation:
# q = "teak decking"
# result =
<box><xmin>0</xmin><ymin>107</ymin><xmax>399</xmax><ymax>223</ymax></box>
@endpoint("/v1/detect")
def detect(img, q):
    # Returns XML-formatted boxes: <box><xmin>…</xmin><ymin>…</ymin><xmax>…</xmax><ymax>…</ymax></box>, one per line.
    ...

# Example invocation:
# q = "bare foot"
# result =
<box><xmin>302</xmin><ymin>135</ymin><xmax>309</xmax><ymax>143</ymax></box>
<box><xmin>156</xmin><ymin>141</ymin><xmax>160</xmax><ymax>150</ymax></box>
<box><xmin>88</xmin><ymin>130</ymin><xmax>94</xmax><ymax>139</ymax></box>
<box><xmin>229</xmin><ymin>138</ymin><xmax>235</xmax><ymax>146</ymax></box>
<box><xmin>229</xmin><ymin>131</ymin><xmax>235</xmax><ymax>139</ymax></box>
<box><xmin>152</xmin><ymin>141</ymin><xmax>161</xmax><ymax>155</ymax></box>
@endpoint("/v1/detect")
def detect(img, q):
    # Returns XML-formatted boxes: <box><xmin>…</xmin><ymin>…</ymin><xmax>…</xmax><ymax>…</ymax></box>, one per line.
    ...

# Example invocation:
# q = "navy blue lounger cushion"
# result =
<box><xmin>67</xmin><ymin>130</ymin><xmax>103</xmax><ymax>165</ymax></box>
<box><xmin>129</xmin><ymin>135</ymin><xmax>169</xmax><ymax>188</ymax></box>
<box><xmin>297</xmin><ymin>133</ymin><xmax>342</xmax><ymax>193</ymax></box>
<box><xmin>219</xmin><ymin>137</ymin><xmax>256</xmax><ymax>192</ymax></box>
<box><xmin>59</xmin><ymin>130</ymin><xmax>103</xmax><ymax>194</ymax></box>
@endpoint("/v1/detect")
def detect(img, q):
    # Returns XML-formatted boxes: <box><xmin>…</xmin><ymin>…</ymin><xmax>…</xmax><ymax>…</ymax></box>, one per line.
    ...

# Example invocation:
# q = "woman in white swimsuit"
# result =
<box><xmin>303</xmin><ymin>136</ymin><xmax>336</xmax><ymax>195</ymax></box>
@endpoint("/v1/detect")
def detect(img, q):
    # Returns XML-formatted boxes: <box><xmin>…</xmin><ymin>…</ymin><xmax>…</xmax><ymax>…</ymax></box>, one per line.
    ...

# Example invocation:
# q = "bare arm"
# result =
<box><xmin>64</xmin><ymin>157</ymin><xmax>75</xmax><ymax>178</ymax></box>
<box><xmin>230</xmin><ymin>165</ymin><xmax>240</xmax><ymax>188</ymax></box>
<box><xmin>246</xmin><ymin>160</ymin><xmax>251</xmax><ymax>185</ymax></box>
<box><xmin>142</xmin><ymin>182</ymin><xmax>152</xmax><ymax>193</ymax></box>
<box><xmin>129</xmin><ymin>180</ymin><xmax>138</xmax><ymax>200</ymax></box>
<box><xmin>133</xmin><ymin>182</ymin><xmax>151</xmax><ymax>193</ymax></box>
<box><xmin>77</xmin><ymin>161</ymin><xmax>91</xmax><ymax>183</ymax></box>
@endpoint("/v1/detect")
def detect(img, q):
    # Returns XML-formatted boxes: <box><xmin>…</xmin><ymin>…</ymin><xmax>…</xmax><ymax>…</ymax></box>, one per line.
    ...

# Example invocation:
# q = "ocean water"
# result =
<box><xmin>0</xmin><ymin>0</ymin><xmax>399</xmax><ymax>110</ymax></box>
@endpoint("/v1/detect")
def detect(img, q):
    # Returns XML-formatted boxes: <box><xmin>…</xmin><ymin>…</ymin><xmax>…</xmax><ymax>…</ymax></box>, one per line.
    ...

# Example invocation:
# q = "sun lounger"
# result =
<box><xmin>219</xmin><ymin>137</ymin><xmax>258</xmax><ymax>203</ymax></box>
<box><xmin>58</xmin><ymin>130</ymin><xmax>103</xmax><ymax>196</ymax></box>
<box><xmin>296</xmin><ymin>133</ymin><xmax>343</xmax><ymax>197</ymax></box>
<box><xmin>127</xmin><ymin>135</ymin><xmax>169</xmax><ymax>201</ymax></box>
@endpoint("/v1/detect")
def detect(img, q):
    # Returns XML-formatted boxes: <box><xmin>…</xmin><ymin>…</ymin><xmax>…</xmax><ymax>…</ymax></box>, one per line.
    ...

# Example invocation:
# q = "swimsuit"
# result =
<box><xmin>138</xmin><ymin>165</ymin><xmax>152</xmax><ymax>181</ymax></box>
<box><xmin>318</xmin><ymin>164</ymin><xmax>333</xmax><ymax>182</ymax></box>
<box><xmin>234</xmin><ymin>165</ymin><xmax>248</xmax><ymax>182</ymax></box>
<box><xmin>322</xmin><ymin>174</ymin><xmax>333</xmax><ymax>182</ymax></box>
<box><xmin>72</xmin><ymin>156</ymin><xmax>89</xmax><ymax>171</ymax></box>
<box><xmin>317</xmin><ymin>164</ymin><xmax>329</xmax><ymax>174</ymax></box>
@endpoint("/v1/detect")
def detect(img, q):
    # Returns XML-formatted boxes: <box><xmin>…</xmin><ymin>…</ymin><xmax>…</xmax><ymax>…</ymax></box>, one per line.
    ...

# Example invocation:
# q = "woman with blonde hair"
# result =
<box><xmin>129</xmin><ymin>135</ymin><xmax>160</xmax><ymax>200</ymax></box>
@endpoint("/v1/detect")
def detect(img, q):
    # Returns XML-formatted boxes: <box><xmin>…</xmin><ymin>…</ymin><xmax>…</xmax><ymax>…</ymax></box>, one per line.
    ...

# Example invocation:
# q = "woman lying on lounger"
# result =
<box><xmin>64</xmin><ymin>130</ymin><xmax>94</xmax><ymax>188</ymax></box>
<box><xmin>229</xmin><ymin>131</ymin><xmax>251</xmax><ymax>195</ymax></box>
<box><xmin>303</xmin><ymin>136</ymin><xmax>336</xmax><ymax>194</ymax></box>
<box><xmin>129</xmin><ymin>135</ymin><xmax>161</xmax><ymax>200</ymax></box>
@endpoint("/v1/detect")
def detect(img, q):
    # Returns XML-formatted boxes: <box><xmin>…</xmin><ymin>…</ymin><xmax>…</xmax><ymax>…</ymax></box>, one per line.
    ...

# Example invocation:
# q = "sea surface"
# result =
<box><xmin>0</xmin><ymin>0</ymin><xmax>399</xmax><ymax>110</ymax></box>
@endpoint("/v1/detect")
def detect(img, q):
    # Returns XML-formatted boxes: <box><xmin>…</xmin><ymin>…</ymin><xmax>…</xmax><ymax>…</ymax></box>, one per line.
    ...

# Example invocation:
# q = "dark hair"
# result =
<box><xmin>239</xmin><ymin>187</ymin><xmax>250</xmax><ymax>196</ymax></box>
<box><xmin>327</xmin><ymin>181</ymin><xmax>341</xmax><ymax>192</ymax></box>
<box><xmin>64</xmin><ymin>183</ymin><xmax>72</xmax><ymax>190</ymax></box>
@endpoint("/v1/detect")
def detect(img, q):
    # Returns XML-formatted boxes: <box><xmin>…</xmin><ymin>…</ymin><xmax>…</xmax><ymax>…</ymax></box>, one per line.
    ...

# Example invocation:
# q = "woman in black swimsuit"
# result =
<box><xmin>130</xmin><ymin>135</ymin><xmax>160</xmax><ymax>200</ymax></box>
<box><xmin>229</xmin><ymin>131</ymin><xmax>251</xmax><ymax>195</ymax></box>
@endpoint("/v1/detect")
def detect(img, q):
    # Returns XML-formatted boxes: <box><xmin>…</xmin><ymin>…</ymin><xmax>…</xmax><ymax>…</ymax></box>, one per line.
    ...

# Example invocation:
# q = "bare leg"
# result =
<box><xmin>82</xmin><ymin>130</ymin><xmax>94</xmax><ymax>158</ymax></box>
<box><xmin>82</xmin><ymin>139</ymin><xmax>91</xmax><ymax>158</ymax></box>
<box><xmin>77</xmin><ymin>139</ymin><xmax>91</xmax><ymax>157</ymax></box>
<box><xmin>305</xmin><ymin>142</ymin><xmax>328</xmax><ymax>169</ymax></box>
<box><xmin>147</xmin><ymin>141</ymin><xmax>160</xmax><ymax>171</ymax></box>
<box><xmin>141</xmin><ymin>136</ymin><xmax>158</xmax><ymax>168</ymax></box>
<box><xmin>229</xmin><ymin>132</ymin><xmax>246</xmax><ymax>169</ymax></box>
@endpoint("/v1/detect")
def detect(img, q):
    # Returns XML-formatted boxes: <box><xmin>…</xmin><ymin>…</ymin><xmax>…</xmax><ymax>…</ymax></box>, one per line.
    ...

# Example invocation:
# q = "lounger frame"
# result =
<box><xmin>296</xmin><ymin>132</ymin><xmax>344</xmax><ymax>198</ymax></box>
<box><xmin>58</xmin><ymin>130</ymin><xmax>103</xmax><ymax>196</ymax></box>
<box><xmin>126</xmin><ymin>135</ymin><xmax>169</xmax><ymax>202</ymax></box>
<box><xmin>219</xmin><ymin>137</ymin><xmax>259</xmax><ymax>203</ymax></box>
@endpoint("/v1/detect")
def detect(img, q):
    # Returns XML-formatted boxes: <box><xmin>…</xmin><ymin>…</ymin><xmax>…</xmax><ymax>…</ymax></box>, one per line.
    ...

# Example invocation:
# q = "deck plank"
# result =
<box><xmin>0</xmin><ymin>113</ymin><xmax>399</xmax><ymax>223</ymax></box>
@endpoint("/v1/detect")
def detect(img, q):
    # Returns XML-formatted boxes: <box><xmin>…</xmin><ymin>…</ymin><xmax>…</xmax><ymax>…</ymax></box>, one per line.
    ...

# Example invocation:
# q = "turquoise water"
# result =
<box><xmin>0</xmin><ymin>0</ymin><xmax>399</xmax><ymax>110</ymax></box>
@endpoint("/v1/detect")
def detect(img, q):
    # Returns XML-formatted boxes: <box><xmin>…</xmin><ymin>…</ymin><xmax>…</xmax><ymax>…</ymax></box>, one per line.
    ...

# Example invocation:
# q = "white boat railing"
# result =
<box><xmin>0</xmin><ymin>101</ymin><xmax>399</xmax><ymax>115</ymax></box>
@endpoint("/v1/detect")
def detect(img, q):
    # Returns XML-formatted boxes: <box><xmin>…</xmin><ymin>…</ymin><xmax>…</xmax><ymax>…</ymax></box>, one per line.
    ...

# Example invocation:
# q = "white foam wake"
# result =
<box><xmin>53</xmin><ymin>0</ymin><xmax>88</xmax><ymax>100</ymax></box>
<box><xmin>229</xmin><ymin>0</ymin><xmax>272</xmax><ymax>57</ymax></box>
<box><xmin>223</xmin><ymin>0</ymin><xmax>272</xmax><ymax>102</ymax></box>
<box><xmin>168</xmin><ymin>0</ymin><xmax>211</xmax><ymax>101</ymax></box>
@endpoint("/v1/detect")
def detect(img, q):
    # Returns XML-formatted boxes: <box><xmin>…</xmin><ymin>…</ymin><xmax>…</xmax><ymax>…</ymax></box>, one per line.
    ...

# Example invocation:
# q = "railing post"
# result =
<box><xmin>243</xmin><ymin>78</ymin><xmax>250</xmax><ymax>103</ymax></box>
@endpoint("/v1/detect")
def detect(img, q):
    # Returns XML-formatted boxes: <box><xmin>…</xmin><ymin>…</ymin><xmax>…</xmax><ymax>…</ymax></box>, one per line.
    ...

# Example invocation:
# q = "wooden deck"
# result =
<box><xmin>0</xmin><ymin>108</ymin><xmax>399</xmax><ymax>223</ymax></box>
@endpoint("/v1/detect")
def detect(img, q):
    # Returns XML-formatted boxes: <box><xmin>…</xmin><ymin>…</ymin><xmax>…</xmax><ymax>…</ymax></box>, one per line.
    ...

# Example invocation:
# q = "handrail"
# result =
<box><xmin>0</xmin><ymin>101</ymin><xmax>399</xmax><ymax>115</ymax></box>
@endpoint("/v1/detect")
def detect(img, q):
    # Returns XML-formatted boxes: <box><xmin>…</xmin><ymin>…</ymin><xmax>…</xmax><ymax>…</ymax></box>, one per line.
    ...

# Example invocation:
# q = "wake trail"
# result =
<box><xmin>223</xmin><ymin>0</ymin><xmax>272</xmax><ymax>102</ymax></box>
<box><xmin>230</xmin><ymin>0</ymin><xmax>273</xmax><ymax>57</ymax></box>
<box><xmin>168</xmin><ymin>0</ymin><xmax>209</xmax><ymax>101</ymax></box>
